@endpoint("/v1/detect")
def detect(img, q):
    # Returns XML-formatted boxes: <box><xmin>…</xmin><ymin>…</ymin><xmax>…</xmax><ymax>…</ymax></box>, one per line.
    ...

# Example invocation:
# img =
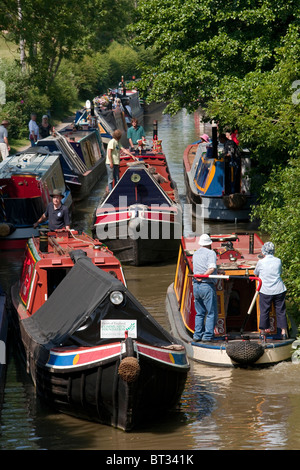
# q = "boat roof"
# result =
<box><xmin>22</xmin><ymin>248</ymin><xmax>176</xmax><ymax>349</ymax></box>
<box><xmin>30</xmin><ymin>230</ymin><xmax>121</xmax><ymax>268</ymax></box>
<box><xmin>0</xmin><ymin>150</ymin><xmax>60</xmax><ymax>178</ymax></box>
<box><xmin>182</xmin><ymin>233</ymin><xmax>263</xmax><ymax>270</ymax></box>
<box><xmin>100</xmin><ymin>163</ymin><xmax>174</xmax><ymax>208</ymax></box>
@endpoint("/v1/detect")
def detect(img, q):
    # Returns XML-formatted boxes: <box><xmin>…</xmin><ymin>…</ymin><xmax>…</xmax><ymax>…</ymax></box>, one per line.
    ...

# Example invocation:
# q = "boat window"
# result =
<box><xmin>195</xmin><ymin>159</ymin><xmax>212</xmax><ymax>189</ymax></box>
<box><xmin>47</xmin><ymin>268</ymin><xmax>71</xmax><ymax>297</ymax></box>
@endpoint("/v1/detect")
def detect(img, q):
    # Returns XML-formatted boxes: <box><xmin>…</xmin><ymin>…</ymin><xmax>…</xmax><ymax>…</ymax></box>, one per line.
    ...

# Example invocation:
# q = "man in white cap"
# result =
<box><xmin>254</xmin><ymin>241</ymin><xmax>288</xmax><ymax>338</ymax></box>
<box><xmin>192</xmin><ymin>234</ymin><xmax>218</xmax><ymax>342</ymax></box>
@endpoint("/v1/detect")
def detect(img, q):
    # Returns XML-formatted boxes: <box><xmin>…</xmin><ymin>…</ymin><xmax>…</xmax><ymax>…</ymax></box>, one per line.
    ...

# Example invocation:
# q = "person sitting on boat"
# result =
<box><xmin>106</xmin><ymin>129</ymin><xmax>134</xmax><ymax>191</ymax></box>
<box><xmin>33</xmin><ymin>189</ymin><xmax>71</xmax><ymax>231</ymax></box>
<box><xmin>147</xmin><ymin>166</ymin><xmax>168</xmax><ymax>184</ymax></box>
<box><xmin>192</xmin><ymin>234</ymin><xmax>218</xmax><ymax>342</ymax></box>
<box><xmin>127</xmin><ymin>118</ymin><xmax>145</xmax><ymax>149</ymax></box>
<box><xmin>254</xmin><ymin>241</ymin><xmax>288</xmax><ymax>339</ymax></box>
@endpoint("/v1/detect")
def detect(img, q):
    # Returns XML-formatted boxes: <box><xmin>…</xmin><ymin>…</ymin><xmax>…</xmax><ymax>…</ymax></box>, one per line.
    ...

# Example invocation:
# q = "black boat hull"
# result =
<box><xmin>17</xmin><ymin>320</ymin><xmax>188</xmax><ymax>431</ymax></box>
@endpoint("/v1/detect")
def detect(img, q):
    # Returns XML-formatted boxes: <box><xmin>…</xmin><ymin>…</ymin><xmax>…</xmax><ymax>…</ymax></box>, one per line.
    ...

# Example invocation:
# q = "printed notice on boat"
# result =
<box><xmin>101</xmin><ymin>320</ymin><xmax>137</xmax><ymax>338</ymax></box>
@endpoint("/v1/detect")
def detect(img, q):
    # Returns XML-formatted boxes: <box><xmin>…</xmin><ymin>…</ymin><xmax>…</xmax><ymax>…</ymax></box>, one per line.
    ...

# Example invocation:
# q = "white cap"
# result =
<box><xmin>199</xmin><ymin>234</ymin><xmax>213</xmax><ymax>246</ymax></box>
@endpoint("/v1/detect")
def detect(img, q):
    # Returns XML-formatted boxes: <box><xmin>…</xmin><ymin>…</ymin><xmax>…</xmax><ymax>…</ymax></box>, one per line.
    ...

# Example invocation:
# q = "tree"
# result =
<box><xmin>131</xmin><ymin>0</ymin><xmax>300</xmax><ymax>114</ymax></box>
<box><xmin>0</xmin><ymin>0</ymin><xmax>136</xmax><ymax>91</ymax></box>
<box><xmin>251</xmin><ymin>158</ymin><xmax>300</xmax><ymax>306</ymax></box>
<box><xmin>206</xmin><ymin>24</ymin><xmax>300</xmax><ymax>172</ymax></box>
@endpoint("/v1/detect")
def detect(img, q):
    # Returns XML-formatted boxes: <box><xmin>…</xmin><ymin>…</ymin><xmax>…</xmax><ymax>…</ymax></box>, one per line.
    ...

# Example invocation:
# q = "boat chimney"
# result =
<box><xmin>249</xmin><ymin>233</ymin><xmax>254</xmax><ymax>254</ymax></box>
<box><xmin>39</xmin><ymin>229</ymin><xmax>49</xmax><ymax>253</ymax></box>
<box><xmin>153</xmin><ymin>120</ymin><xmax>158</xmax><ymax>140</ymax></box>
<box><xmin>212</xmin><ymin>124</ymin><xmax>218</xmax><ymax>159</ymax></box>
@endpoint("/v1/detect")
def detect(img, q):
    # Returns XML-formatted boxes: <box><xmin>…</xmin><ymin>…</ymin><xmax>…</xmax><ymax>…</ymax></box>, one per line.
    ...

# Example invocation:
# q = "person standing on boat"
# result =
<box><xmin>0</xmin><ymin>119</ymin><xmax>10</xmax><ymax>160</ymax></box>
<box><xmin>254</xmin><ymin>241</ymin><xmax>288</xmax><ymax>339</ymax></box>
<box><xmin>192</xmin><ymin>234</ymin><xmax>218</xmax><ymax>342</ymax></box>
<box><xmin>33</xmin><ymin>189</ymin><xmax>70</xmax><ymax>231</ymax></box>
<box><xmin>106</xmin><ymin>129</ymin><xmax>134</xmax><ymax>191</ymax></box>
<box><xmin>127</xmin><ymin>118</ymin><xmax>145</xmax><ymax>149</ymax></box>
<box><xmin>28</xmin><ymin>113</ymin><xmax>39</xmax><ymax>146</ymax></box>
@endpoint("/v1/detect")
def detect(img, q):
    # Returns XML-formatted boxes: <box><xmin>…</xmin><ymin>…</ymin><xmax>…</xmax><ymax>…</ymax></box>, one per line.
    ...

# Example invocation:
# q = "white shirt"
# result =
<box><xmin>254</xmin><ymin>254</ymin><xmax>286</xmax><ymax>295</ymax></box>
<box><xmin>29</xmin><ymin>119</ymin><xmax>39</xmax><ymax>140</ymax></box>
<box><xmin>193</xmin><ymin>247</ymin><xmax>217</xmax><ymax>283</ymax></box>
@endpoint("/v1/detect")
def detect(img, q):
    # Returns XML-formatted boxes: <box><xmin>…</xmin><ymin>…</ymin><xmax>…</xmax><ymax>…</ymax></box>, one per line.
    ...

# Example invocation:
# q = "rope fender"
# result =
<box><xmin>226</xmin><ymin>340</ymin><xmax>265</xmax><ymax>365</ymax></box>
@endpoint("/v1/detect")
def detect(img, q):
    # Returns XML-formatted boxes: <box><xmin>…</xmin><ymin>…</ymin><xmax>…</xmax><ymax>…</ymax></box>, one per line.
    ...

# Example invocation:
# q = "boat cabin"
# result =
<box><xmin>17</xmin><ymin>231</ymin><xmax>125</xmax><ymax>318</ymax></box>
<box><xmin>38</xmin><ymin>127</ymin><xmax>105</xmax><ymax>180</ymax></box>
<box><xmin>0</xmin><ymin>150</ymin><xmax>70</xmax><ymax>229</ymax></box>
<box><xmin>173</xmin><ymin>234</ymin><xmax>279</xmax><ymax>337</ymax></box>
<box><xmin>191</xmin><ymin>142</ymin><xmax>251</xmax><ymax>198</ymax></box>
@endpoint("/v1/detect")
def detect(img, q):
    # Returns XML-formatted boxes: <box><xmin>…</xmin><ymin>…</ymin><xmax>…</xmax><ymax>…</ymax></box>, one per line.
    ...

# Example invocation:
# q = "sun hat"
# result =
<box><xmin>199</xmin><ymin>234</ymin><xmax>213</xmax><ymax>246</ymax></box>
<box><xmin>261</xmin><ymin>241</ymin><xmax>275</xmax><ymax>256</ymax></box>
<box><xmin>200</xmin><ymin>134</ymin><xmax>210</xmax><ymax>143</ymax></box>
<box><xmin>42</xmin><ymin>114</ymin><xmax>49</xmax><ymax>119</ymax></box>
<box><xmin>1</xmin><ymin>120</ymin><xmax>9</xmax><ymax>125</ymax></box>
<box><xmin>50</xmin><ymin>189</ymin><xmax>63</xmax><ymax>197</ymax></box>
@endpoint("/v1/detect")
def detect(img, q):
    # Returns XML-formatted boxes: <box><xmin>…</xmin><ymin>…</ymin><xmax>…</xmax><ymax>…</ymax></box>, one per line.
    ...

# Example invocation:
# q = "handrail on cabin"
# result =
<box><xmin>192</xmin><ymin>274</ymin><xmax>262</xmax><ymax>292</ymax></box>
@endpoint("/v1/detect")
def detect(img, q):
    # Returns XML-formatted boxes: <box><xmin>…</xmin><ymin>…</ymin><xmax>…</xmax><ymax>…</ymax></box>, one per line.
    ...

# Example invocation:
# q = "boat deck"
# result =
<box><xmin>119</xmin><ymin>151</ymin><xmax>178</xmax><ymax>202</ymax></box>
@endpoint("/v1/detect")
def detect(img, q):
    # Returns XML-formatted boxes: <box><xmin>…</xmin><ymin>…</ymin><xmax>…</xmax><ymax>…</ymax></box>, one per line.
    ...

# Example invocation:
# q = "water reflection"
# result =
<box><xmin>1</xmin><ymin>109</ymin><xmax>299</xmax><ymax>450</ymax></box>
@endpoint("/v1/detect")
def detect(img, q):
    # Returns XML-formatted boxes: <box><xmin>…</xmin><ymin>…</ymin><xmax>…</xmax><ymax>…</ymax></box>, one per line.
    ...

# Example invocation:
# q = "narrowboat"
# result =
<box><xmin>93</xmin><ymin>80</ymin><xmax>144</xmax><ymax>148</ymax></box>
<box><xmin>183</xmin><ymin>125</ymin><xmax>256</xmax><ymax>221</ymax></box>
<box><xmin>93</xmin><ymin>141</ymin><xmax>182</xmax><ymax>266</ymax></box>
<box><xmin>93</xmin><ymin>95</ymin><xmax>129</xmax><ymax>148</ymax></box>
<box><xmin>37</xmin><ymin>126</ymin><xmax>106</xmax><ymax>201</ymax></box>
<box><xmin>0</xmin><ymin>148</ymin><xmax>72</xmax><ymax>250</ymax></box>
<box><xmin>9</xmin><ymin>229</ymin><xmax>189</xmax><ymax>431</ymax></box>
<box><xmin>166</xmin><ymin>233</ymin><xmax>296</xmax><ymax>367</ymax></box>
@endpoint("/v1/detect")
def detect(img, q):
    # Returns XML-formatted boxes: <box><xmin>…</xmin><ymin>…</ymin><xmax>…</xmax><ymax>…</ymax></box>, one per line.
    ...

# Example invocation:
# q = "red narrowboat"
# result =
<box><xmin>166</xmin><ymin>233</ymin><xmax>297</xmax><ymax>367</ymax></box>
<box><xmin>10</xmin><ymin>229</ymin><xmax>189</xmax><ymax>431</ymax></box>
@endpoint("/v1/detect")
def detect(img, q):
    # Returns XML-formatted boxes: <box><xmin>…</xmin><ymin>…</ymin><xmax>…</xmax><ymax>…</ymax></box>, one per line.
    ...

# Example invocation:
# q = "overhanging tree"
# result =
<box><xmin>131</xmin><ymin>0</ymin><xmax>300</xmax><ymax>114</ymax></box>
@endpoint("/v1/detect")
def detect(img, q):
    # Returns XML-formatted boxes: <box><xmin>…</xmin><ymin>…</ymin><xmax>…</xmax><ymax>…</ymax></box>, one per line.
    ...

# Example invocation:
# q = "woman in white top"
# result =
<box><xmin>254</xmin><ymin>242</ymin><xmax>288</xmax><ymax>338</ymax></box>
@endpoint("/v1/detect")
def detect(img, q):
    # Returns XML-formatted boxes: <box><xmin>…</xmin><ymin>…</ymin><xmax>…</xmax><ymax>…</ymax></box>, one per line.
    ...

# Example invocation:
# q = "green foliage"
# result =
<box><xmin>131</xmin><ymin>0</ymin><xmax>300</xmax><ymax>113</ymax></box>
<box><xmin>0</xmin><ymin>59</ymin><xmax>50</xmax><ymax>139</ymax></box>
<box><xmin>0</xmin><ymin>0</ymin><xmax>136</xmax><ymax>90</ymax></box>
<box><xmin>252</xmin><ymin>158</ymin><xmax>300</xmax><ymax>306</ymax></box>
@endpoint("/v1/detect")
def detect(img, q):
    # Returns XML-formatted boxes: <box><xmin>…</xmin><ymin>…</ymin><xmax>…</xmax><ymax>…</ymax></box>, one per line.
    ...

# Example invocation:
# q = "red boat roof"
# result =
<box><xmin>182</xmin><ymin>233</ymin><xmax>263</xmax><ymax>270</ymax></box>
<box><xmin>32</xmin><ymin>230</ymin><xmax>122</xmax><ymax>269</ymax></box>
<box><xmin>119</xmin><ymin>151</ymin><xmax>176</xmax><ymax>201</ymax></box>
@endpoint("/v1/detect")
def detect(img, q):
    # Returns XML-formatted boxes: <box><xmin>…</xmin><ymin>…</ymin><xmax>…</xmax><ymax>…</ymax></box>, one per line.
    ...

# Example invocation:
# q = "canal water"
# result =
<box><xmin>1</xmin><ymin>109</ymin><xmax>300</xmax><ymax>451</ymax></box>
